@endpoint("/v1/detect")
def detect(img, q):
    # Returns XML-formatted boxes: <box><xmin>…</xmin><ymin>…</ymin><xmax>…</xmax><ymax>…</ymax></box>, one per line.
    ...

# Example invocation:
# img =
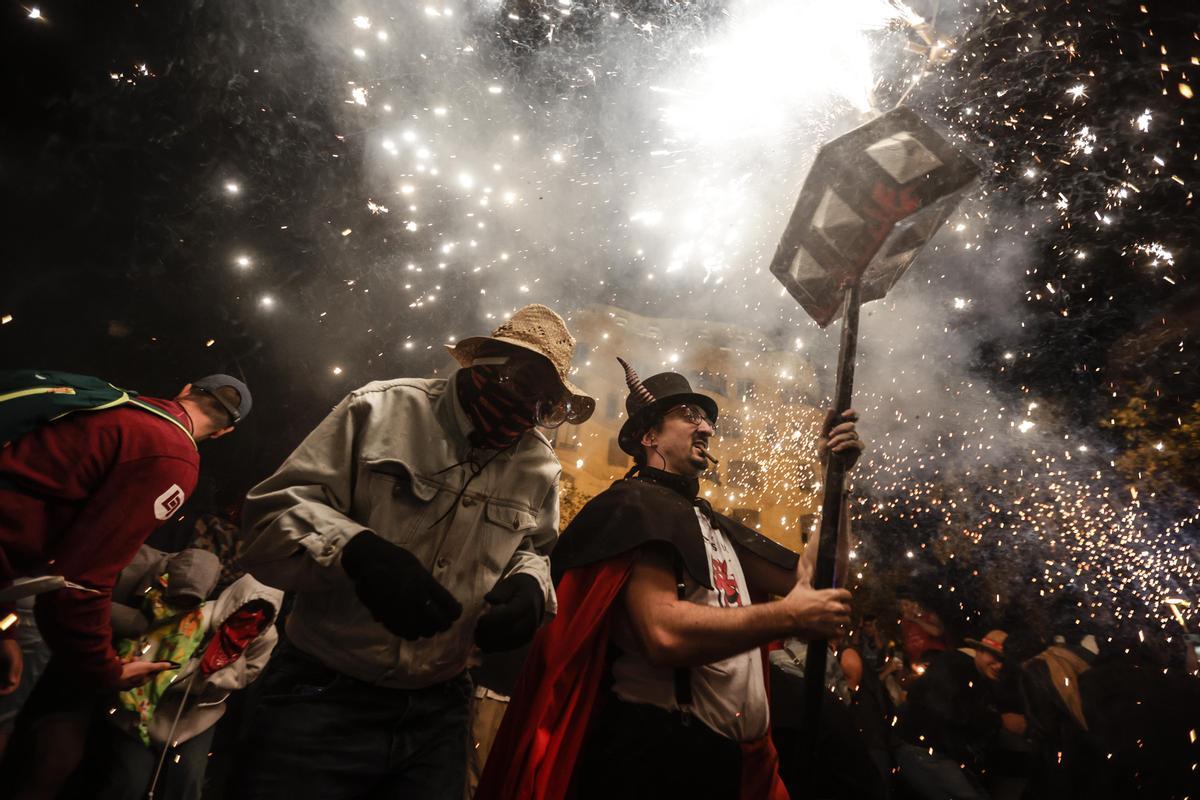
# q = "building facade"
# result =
<box><xmin>554</xmin><ymin>304</ymin><xmax>827</xmax><ymax>552</ymax></box>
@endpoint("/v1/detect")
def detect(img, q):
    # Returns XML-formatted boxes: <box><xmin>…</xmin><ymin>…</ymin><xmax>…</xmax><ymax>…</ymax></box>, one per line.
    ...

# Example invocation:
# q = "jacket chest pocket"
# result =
<box><xmin>479</xmin><ymin>500</ymin><xmax>538</xmax><ymax>576</ymax></box>
<box><xmin>363</xmin><ymin>459</ymin><xmax>440</xmax><ymax>547</ymax></box>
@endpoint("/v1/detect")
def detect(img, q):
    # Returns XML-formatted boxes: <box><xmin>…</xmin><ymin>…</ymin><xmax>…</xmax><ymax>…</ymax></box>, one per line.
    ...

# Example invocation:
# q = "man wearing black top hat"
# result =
<box><xmin>477</xmin><ymin>359</ymin><xmax>864</xmax><ymax>800</ymax></box>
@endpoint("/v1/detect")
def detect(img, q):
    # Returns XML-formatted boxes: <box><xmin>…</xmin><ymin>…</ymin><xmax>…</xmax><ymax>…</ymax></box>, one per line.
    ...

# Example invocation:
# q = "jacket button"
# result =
<box><xmin>461</xmin><ymin>496</ymin><xmax>475</xmax><ymax>507</ymax></box>
<box><xmin>436</xmin><ymin>557</ymin><xmax>451</xmax><ymax>569</ymax></box>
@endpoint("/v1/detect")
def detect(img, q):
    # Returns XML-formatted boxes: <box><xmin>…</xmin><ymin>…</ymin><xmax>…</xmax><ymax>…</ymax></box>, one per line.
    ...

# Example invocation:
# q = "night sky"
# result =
<box><xmin>2</xmin><ymin>0</ymin><xmax>1197</xmax><ymax>632</ymax></box>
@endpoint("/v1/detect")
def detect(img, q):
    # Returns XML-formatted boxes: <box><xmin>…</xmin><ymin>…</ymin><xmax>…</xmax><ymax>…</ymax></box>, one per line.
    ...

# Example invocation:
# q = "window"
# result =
<box><xmin>715</xmin><ymin>413</ymin><xmax>742</xmax><ymax>440</ymax></box>
<box><xmin>728</xmin><ymin>459</ymin><xmax>761</xmax><ymax>490</ymax></box>
<box><xmin>779</xmin><ymin>382</ymin><xmax>815</xmax><ymax>405</ymax></box>
<box><xmin>702</xmin><ymin>465</ymin><xmax>721</xmax><ymax>486</ymax></box>
<box><xmin>605</xmin><ymin>392</ymin><xmax>621</xmax><ymax>421</ymax></box>
<box><xmin>799</xmin><ymin>514</ymin><xmax>819</xmax><ymax>545</ymax></box>
<box><xmin>731</xmin><ymin>508</ymin><xmax>761</xmax><ymax>529</ymax></box>
<box><xmin>554</xmin><ymin>425</ymin><xmax>581</xmax><ymax>452</ymax></box>
<box><xmin>697</xmin><ymin>371</ymin><xmax>727</xmax><ymax>396</ymax></box>
<box><xmin>608</xmin><ymin>437</ymin><xmax>629</xmax><ymax>467</ymax></box>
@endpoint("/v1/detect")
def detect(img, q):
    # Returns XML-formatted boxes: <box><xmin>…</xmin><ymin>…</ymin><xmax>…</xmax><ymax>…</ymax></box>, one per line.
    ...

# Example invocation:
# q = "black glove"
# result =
<box><xmin>473</xmin><ymin>573</ymin><xmax>545</xmax><ymax>653</ymax></box>
<box><xmin>341</xmin><ymin>532</ymin><xmax>462</xmax><ymax>640</ymax></box>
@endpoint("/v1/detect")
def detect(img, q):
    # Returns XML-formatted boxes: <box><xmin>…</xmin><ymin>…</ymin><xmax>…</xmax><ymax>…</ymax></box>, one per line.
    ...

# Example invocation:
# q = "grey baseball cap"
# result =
<box><xmin>192</xmin><ymin>374</ymin><xmax>252</xmax><ymax>424</ymax></box>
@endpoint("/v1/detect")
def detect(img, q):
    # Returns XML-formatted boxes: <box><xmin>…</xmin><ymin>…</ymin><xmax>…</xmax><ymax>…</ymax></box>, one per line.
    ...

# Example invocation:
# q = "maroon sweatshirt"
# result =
<box><xmin>0</xmin><ymin>398</ymin><xmax>199</xmax><ymax>687</ymax></box>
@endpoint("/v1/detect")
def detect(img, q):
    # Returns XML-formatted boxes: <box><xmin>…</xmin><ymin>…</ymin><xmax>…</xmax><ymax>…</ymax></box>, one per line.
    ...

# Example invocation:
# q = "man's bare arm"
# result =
<box><xmin>621</xmin><ymin>547</ymin><xmax>851</xmax><ymax>669</ymax></box>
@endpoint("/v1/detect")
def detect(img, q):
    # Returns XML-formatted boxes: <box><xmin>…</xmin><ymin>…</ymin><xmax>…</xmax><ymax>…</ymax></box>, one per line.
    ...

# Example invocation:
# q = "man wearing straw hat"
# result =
<box><xmin>478</xmin><ymin>359</ymin><xmax>864</xmax><ymax>800</ymax></box>
<box><xmin>238</xmin><ymin>304</ymin><xmax>593</xmax><ymax>799</ymax></box>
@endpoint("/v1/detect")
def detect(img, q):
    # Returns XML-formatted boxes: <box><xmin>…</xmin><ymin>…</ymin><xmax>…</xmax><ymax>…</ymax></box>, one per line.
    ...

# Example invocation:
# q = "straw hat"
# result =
<box><xmin>447</xmin><ymin>304</ymin><xmax>595</xmax><ymax>423</ymax></box>
<box><xmin>964</xmin><ymin>630</ymin><xmax>1008</xmax><ymax>659</ymax></box>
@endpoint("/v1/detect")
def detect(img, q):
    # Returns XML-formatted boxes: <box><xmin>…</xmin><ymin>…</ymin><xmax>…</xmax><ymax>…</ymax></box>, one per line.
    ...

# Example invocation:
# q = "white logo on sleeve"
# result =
<box><xmin>154</xmin><ymin>484</ymin><xmax>186</xmax><ymax>520</ymax></box>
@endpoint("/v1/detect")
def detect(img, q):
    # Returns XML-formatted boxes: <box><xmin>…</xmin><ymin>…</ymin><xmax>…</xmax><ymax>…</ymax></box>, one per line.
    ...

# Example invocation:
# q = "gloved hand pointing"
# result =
<box><xmin>341</xmin><ymin>531</ymin><xmax>462</xmax><ymax>640</ymax></box>
<box><xmin>474</xmin><ymin>573</ymin><xmax>545</xmax><ymax>653</ymax></box>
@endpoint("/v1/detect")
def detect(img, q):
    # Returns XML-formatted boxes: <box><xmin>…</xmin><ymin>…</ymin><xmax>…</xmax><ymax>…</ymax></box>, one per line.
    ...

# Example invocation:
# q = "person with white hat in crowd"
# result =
<box><xmin>238</xmin><ymin>304</ymin><xmax>593</xmax><ymax>799</ymax></box>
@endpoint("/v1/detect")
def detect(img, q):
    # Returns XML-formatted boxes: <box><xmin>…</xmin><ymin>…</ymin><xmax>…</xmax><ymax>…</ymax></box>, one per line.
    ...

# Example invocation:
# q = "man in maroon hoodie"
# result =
<box><xmin>0</xmin><ymin>374</ymin><xmax>251</xmax><ymax>692</ymax></box>
<box><xmin>0</xmin><ymin>375</ymin><xmax>251</xmax><ymax>798</ymax></box>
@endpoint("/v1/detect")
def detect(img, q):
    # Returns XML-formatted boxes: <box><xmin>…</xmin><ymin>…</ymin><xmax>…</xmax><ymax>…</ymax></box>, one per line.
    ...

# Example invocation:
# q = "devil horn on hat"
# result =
<box><xmin>617</xmin><ymin>357</ymin><xmax>657</xmax><ymax>408</ymax></box>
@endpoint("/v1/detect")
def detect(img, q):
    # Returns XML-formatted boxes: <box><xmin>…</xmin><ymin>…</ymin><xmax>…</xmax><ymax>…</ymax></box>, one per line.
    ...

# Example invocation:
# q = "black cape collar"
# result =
<box><xmin>627</xmin><ymin>465</ymin><xmax>700</xmax><ymax>501</ymax></box>
<box><xmin>551</xmin><ymin>467</ymin><xmax>799</xmax><ymax>588</ymax></box>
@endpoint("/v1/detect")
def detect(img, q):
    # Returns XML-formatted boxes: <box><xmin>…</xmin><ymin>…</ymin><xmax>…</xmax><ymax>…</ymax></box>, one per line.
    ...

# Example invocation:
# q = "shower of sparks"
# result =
<box><xmin>1132</xmin><ymin>242</ymin><xmax>1175</xmax><ymax>267</ymax></box>
<box><xmin>328</xmin><ymin>0</ymin><xmax>1200</xmax><ymax>623</ymax></box>
<box><xmin>300</xmin><ymin>0</ymin><xmax>1198</xmax><ymax>636</ymax></box>
<box><xmin>24</xmin><ymin>0</ymin><xmax>1188</xmax><ymax>644</ymax></box>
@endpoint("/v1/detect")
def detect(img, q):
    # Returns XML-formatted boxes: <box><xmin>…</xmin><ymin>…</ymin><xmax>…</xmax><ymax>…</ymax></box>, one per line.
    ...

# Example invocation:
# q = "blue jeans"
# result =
<box><xmin>90</xmin><ymin>725</ymin><xmax>216</xmax><ymax>800</ymax></box>
<box><xmin>895</xmin><ymin>743</ymin><xmax>990</xmax><ymax>800</ymax></box>
<box><xmin>238</xmin><ymin>641</ymin><xmax>471</xmax><ymax>800</ymax></box>
<box><xmin>0</xmin><ymin>602</ymin><xmax>51</xmax><ymax>736</ymax></box>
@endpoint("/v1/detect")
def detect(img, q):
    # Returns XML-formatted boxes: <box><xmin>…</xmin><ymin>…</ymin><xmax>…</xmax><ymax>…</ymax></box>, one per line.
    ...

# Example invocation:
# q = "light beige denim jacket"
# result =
<box><xmin>240</xmin><ymin>374</ymin><xmax>560</xmax><ymax>689</ymax></box>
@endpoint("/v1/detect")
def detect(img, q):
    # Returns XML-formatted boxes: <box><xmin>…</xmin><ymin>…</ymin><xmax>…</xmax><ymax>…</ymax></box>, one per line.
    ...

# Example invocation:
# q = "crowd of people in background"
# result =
<box><xmin>771</xmin><ymin>593</ymin><xmax>1200</xmax><ymax>799</ymax></box>
<box><xmin>1</xmin><ymin>306</ymin><xmax>1197</xmax><ymax>800</ymax></box>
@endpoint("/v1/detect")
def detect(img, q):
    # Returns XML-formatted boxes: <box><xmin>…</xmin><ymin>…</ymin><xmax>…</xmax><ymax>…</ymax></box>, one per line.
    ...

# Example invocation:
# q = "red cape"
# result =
<box><xmin>475</xmin><ymin>556</ymin><xmax>789</xmax><ymax>800</ymax></box>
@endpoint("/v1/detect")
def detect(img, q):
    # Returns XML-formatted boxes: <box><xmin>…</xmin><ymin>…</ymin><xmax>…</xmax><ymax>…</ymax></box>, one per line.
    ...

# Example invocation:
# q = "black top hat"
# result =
<box><xmin>616</xmin><ymin>358</ymin><xmax>719</xmax><ymax>456</ymax></box>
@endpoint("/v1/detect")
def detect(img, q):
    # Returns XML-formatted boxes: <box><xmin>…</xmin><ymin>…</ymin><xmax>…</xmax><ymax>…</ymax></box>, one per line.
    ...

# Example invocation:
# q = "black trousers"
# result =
<box><xmin>572</xmin><ymin>697</ymin><xmax>742</xmax><ymax>800</ymax></box>
<box><xmin>234</xmin><ymin>641</ymin><xmax>471</xmax><ymax>800</ymax></box>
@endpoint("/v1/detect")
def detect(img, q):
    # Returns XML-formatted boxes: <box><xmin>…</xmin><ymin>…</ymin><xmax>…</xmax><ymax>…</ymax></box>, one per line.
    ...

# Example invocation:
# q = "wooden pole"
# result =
<box><xmin>799</xmin><ymin>280</ymin><xmax>862</xmax><ymax>777</ymax></box>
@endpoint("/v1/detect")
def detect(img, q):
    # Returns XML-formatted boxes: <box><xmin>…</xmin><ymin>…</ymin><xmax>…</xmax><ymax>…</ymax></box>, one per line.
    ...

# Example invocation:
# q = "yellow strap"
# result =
<box><xmin>1</xmin><ymin>385</ymin><xmax>197</xmax><ymax>451</ymax></box>
<box><xmin>48</xmin><ymin>392</ymin><xmax>131</xmax><ymax>422</ymax></box>
<box><xmin>127</xmin><ymin>399</ymin><xmax>198</xmax><ymax>450</ymax></box>
<box><xmin>0</xmin><ymin>386</ymin><xmax>78</xmax><ymax>402</ymax></box>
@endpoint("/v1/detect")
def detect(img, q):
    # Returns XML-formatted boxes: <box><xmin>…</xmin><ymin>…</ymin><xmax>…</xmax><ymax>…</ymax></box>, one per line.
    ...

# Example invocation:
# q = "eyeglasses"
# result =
<box><xmin>534</xmin><ymin>397</ymin><xmax>587</xmax><ymax>429</ymax></box>
<box><xmin>485</xmin><ymin>358</ymin><xmax>587</xmax><ymax>429</ymax></box>
<box><xmin>665</xmin><ymin>403</ymin><xmax>712</xmax><ymax>427</ymax></box>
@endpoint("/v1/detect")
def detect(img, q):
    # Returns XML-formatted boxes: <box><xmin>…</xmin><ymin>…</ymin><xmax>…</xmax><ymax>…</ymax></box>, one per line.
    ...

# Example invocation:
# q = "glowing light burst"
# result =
<box><xmin>1132</xmin><ymin>241</ymin><xmax>1174</xmax><ymax>267</ymax></box>
<box><xmin>655</xmin><ymin>0</ymin><xmax>910</xmax><ymax>143</ymax></box>
<box><xmin>619</xmin><ymin>0</ymin><xmax>932</xmax><ymax>285</ymax></box>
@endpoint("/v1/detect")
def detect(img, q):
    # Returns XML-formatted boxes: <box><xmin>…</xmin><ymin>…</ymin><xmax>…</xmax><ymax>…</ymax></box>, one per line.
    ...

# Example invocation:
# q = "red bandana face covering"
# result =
<box><xmin>457</xmin><ymin>365</ymin><xmax>537</xmax><ymax>450</ymax></box>
<box><xmin>199</xmin><ymin>603</ymin><xmax>272</xmax><ymax>676</ymax></box>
